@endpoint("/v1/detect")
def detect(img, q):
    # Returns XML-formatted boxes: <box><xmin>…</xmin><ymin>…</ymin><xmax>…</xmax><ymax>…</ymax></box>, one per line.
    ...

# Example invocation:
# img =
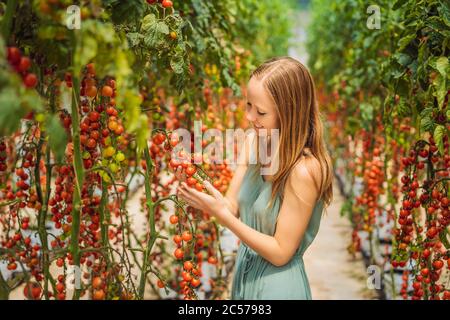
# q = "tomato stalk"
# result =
<box><xmin>97</xmin><ymin>180</ymin><xmax>115</xmax><ymax>294</ymax></box>
<box><xmin>35</xmin><ymin>135</ymin><xmax>57</xmax><ymax>300</ymax></box>
<box><xmin>99</xmin><ymin>183</ymin><xmax>109</xmax><ymax>250</ymax></box>
<box><xmin>69</xmin><ymin>73</ymin><xmax>84</xmax><ymax>300</ymax></box>
<box><xmin>138</xmin><ymin>145</ymin><xmax>156</xmax><ymax>299</ymax></box>
<box><xmin>123</xmin><ymin>166</ymin><xmax>143</xmax><ymax>269</ymax></box>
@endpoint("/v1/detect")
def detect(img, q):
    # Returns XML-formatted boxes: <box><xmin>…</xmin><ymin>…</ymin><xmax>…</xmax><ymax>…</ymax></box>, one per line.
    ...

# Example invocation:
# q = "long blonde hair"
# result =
<box><xmin>251</xmin><ymin>57</ymin><xmax>333</xmax><ymax>208</ymax></box>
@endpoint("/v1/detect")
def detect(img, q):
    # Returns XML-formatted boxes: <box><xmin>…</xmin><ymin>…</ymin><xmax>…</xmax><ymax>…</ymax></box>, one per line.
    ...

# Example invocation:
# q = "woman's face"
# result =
<box><xmin>246</xmin><ymin>77</ymin><xmax>280</xmax><ymax>135</ymax></box>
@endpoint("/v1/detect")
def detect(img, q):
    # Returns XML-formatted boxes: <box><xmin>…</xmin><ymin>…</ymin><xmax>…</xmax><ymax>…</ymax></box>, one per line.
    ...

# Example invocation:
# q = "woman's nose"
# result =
<box><xmin>246</xmin><ymin>110</ymin><xmax>256</xmax><ymax>122</ymax></box>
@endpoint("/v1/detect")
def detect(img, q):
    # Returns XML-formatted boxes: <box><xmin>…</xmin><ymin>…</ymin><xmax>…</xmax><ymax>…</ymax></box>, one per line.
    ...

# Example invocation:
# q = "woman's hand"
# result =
<box><xmin>176</xmin><ymin>178</ymin><xmax>229</xmax><ymax>225</ymax></box>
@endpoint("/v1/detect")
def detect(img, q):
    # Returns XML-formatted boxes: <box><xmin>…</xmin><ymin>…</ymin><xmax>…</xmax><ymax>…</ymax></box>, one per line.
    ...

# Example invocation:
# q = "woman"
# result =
<box><xmin>176</xmin><ymin>56</ymin><xmax>333</xmax><ymax>299</ymax></box>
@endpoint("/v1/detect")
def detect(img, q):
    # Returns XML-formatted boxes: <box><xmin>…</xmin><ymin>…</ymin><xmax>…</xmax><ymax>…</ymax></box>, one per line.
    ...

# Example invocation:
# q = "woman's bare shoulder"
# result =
<box><xmin>288</xmin><ymin>151</ymin><xmax>322</xmax><ymax>199</ymax></box>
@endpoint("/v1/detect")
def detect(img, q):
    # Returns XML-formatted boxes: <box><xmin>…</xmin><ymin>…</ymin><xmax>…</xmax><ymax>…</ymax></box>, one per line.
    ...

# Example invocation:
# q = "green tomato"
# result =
<box><xmin>104</xmin><ymin>136</ymin><xmax>112</xmax><ymax>147</ymax></box>
<box><xmin>35</xmin><ymin>113</ymin><xmax>46</xmax><ymax>123</ymax></box>
<box><xmin>115</xmin><ymin>152</ymin><xmax>125</xmax><ymax>162</ymax></box>
<box><xmin>82</xmin><ymin>151</ymin><xmax>91</xmax><ymax>160</ymax></box>
<box><xmin>109</xmin><ymin>163</ymin><xmax>119</xmax><ymax>173</ymax></box>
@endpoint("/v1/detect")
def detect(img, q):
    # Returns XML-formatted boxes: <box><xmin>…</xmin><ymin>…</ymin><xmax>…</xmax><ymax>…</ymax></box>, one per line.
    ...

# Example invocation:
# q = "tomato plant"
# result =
<box><xmin>308</xmin><ymin>0</ymin><xmax>449</xmax><ymax>300</ymax></box>
<box><xmin>0</xmin><ymin>0</ymin><xmax>294</xmax><ymax>300</ymax></box>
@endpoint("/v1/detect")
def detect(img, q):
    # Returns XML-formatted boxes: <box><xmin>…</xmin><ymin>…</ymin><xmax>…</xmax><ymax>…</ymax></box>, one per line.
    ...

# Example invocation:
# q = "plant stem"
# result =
<box><xmin>36</xmin><ymin>135</ymin><xmax>54</xmax><ymax>300</ymax></box>
<box><xmin>138</xmin><ymin>146</ymin><xmax>156</xmax><ymax>299</ymax></box>
<box><xmin>99</xmin><ymin>183</ymin><xmax>109</xmax><ymax>248</ymax></box>
<box><xmin>69</xmin><ymin>71</ymin><xmax>84</xmax><ymax>300</ymax></box>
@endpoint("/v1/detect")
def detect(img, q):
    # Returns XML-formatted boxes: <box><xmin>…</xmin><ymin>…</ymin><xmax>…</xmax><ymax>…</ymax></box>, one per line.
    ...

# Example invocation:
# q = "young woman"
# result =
<box><xmin>176</xmin><ymin>56</ymin><xmax>333</xmax><ymax>299</ymax></box>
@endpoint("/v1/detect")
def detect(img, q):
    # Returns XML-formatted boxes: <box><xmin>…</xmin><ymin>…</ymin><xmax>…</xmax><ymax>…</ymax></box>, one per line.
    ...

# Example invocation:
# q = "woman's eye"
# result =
<box><xmin>257</xmin><ymin>111</ymin><xmax>266</xmax><ymax>116</ymax></box>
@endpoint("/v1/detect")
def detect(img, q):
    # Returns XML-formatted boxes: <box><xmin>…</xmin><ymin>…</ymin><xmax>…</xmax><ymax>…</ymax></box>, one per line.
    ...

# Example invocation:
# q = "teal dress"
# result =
<box><xmin>230</xmin><ymin>163</ymin><xmax>324</xmax><ymax>300</ymax></box>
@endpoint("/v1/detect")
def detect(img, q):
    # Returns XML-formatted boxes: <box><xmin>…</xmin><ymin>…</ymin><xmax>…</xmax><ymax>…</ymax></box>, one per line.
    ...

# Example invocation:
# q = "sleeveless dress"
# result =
<box><xmin>230</xmin><ymin>160</ymin><xmax>324</xmax><ymax>300</ymax></box>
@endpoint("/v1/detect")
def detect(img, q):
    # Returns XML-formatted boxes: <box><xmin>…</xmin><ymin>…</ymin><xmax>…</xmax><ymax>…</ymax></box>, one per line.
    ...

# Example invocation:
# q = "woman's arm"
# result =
<box><xmin>177</xmin><ymin>158</ymin><xmax>321</xmax><ymax>267</ymax></box>
<box><xmin>219</xmin><ymin>160</ymin><xmax>320</xmax><ymax>266</ymax></box>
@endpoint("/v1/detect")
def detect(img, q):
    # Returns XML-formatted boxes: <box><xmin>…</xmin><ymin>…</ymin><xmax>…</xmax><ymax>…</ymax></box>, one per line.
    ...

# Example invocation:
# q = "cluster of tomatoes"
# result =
<box><xmin>78</xmin><ymin>65</ymin><xmax>128</xmax><ymax>178</ymax></box>
<box><xmin>393</xmin><ymin>135</ymin><xmax>450</xmax><ymax>299</ymax></box>
<box><xmin>4</xmin><ymin>147</ymin><xmax>42</xmax><ymax>216</ymax></box>
<box><xmin>48</xmin><ymin>165</ymin><xmax>74</xmax><ymax>234</ymax></box>
<box><xmin>143</xmin><ymin>91</ymin><xmax>236</xmax><ymax>299</ymax></box>
<box><xmin>6</xmin><ymin>47</ymin><xmax>37</xmax><ymax>89</ymax></box>
<box><xmin>2</xmin><ymin>63</ymin><xmax>131</xmax><ymax>300</ymax></box>
<box><xmin>46</xmin><ymin>174</ymin><xmax>126</xmax><ymax>299</ymax></box>
<box><xmin>1</xmin><ymin>53</ymin><xmax>241</xmax><ymax>300</ymax></box>
<box><xmin>324</xmin><ymin>80</ymin><xmax>449</xmax><ymax>300</ymax></box>
<box><xmin>350</xmin><ymin>125</ymin><xmax>385</xmax><ymax>255</ymax></box>
<box><xmin>147</xmin><ymin>130</ymin><xmax>204</xmax><ymax>299</ymax></box>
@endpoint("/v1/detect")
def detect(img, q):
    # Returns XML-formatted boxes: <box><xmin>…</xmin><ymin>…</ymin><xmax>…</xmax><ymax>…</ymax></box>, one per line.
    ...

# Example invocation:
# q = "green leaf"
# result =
<box><xmin>439</xmin><ymin>229</ymin><xmax>450</xmax><ymax>249</ymax></box>
<box><xmin>143</xmin><ymin>28</ymin><xmax>158</xmax><ymax>48</ymax></box>
<box><xmin>126</xmin><ymin>32</ymin><xmax>143</xmax><ymax>48</ymax></box>
<box><xmin>432</xmin><ymin>73</ymin><xmax>447</xmax><ymax>109</ymax></box>
<box><xmin>435</xmin><ymin>56</ymin><xmax>449</xmax><ymax>77</ymax></box>
<box><xmin>360</xmin><ymin>102</ymin><xmax>374</xmax><ymax>123</ymax></box>
<box><xmin>397</xmin><ymin>99</ymin><xmax>410</xmax><ymax>117</ymax></box>
<box><xmin>433</xmin><ymin>125</ymin><xmax>446</xmax><ymax>155</ymax></box>
<box><xmin>0</xmin><ymin>88</ymin><xmax>23</xmax><ymax>136</ymax></box>
<box><xmin>393</xmin><ymin>0</ymin><xmax>408</xmax><ymax>10</ymax></box>
<box><xmin>46</xmin><ymin>115</ymin><xmax>67</xmax><ymax>163</ymax></box>
<box><xmin>420</xmin><ymin>107</ymin><xmax>433</xmax><ymax>119</ymax></box>
<box><xmin>170</xmin><ymin>54</ymin><xmax>185</xmax><ymax>74</ymax></box>
<box><xmin>439</xmin><ymin>2</ymin><xmax>450</xmax><ymax>27</ymax></box>
<box><xmin>397</xmin><ymin>34</ymin><xmax>415</xmax><ymax>51</ymax></box>
<box><xmin>420</xmin><ymin>107</ymin><xmax>434</xmax><ymax>133</ymax></box>
<box><xmin>142</xmin><ymin>18</ymin><xmax>170</xmax><ymax>49</ymax></box>
<box><xmin>141</xmin><ymin>14</ymin><xmax>157</xmax><ymax>32</ymax></box>
<box><xmin>394</xmin><ymin>53</ymin><xmax>412</xmax><ymax>66</ymax></box>
<box><xmin>429</xmin><ymin>56</ymin><xmax>449</xmax><ymax>76</ymax></box>
<box><xmin>420</xmin><ymin>116</ymin><xmax>434</xmax><ymax>133</ymax></box>
<box><xmin>156</xmin><ymin>21</ymin><xmax>169</xmax><ymax>35</ymax></box>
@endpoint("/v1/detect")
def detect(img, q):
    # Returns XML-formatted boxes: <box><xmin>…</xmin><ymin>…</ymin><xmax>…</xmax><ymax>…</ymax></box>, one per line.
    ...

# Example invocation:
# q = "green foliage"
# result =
<box><xmin>0</xmin><ymin>0</ymin><xmax>294</xmax><ymax>159</ymax></box>
<box><xmin>308</xmin><ymin>0</ymin><xmax>450</xmax><ymax>148</ymax></box>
